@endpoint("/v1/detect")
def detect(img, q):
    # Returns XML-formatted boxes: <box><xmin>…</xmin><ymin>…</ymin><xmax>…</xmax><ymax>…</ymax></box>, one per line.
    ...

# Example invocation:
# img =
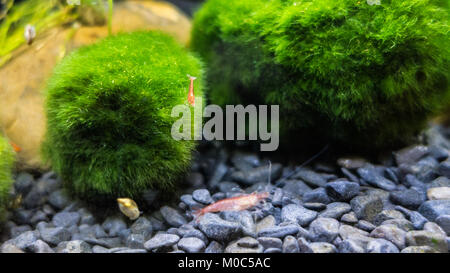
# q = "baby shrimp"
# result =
<box><xmin>193</xmin><ymin>191</ymin><xmax>269</xmax><ymax>218</ymax></box>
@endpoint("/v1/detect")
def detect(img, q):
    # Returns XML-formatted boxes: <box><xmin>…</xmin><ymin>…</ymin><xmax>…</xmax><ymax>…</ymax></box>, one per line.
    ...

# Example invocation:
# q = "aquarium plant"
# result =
<box><xmin>43</xmin><ymin>31</ymin><xmax>204</xmax><ymax>200</ymax></box>
<box><xmin>191</xmin><ymin>0</ymin><xmax>450</xmax><ymax>149</ymax></box>
<box><xmin>0</xmin><ymin>135</ymin><xmax>15</xmax><ymax>221</ymax></box>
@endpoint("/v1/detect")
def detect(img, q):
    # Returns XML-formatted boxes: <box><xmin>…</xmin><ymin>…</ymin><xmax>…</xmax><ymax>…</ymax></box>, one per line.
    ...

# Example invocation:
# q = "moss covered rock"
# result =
<box><xmin>0</xmin><ymin>135</ymin><xmax>15</xmax><ymax>220</ymax></box>
<box><xmin>43</xmin><ymin>31</ymin><xmax>204</xmax><ymax>200</ymax></box>
<box><xmin>191</xmin><ymin>0</ymin><xmax>449</xmax><ymax>150</ymax></box>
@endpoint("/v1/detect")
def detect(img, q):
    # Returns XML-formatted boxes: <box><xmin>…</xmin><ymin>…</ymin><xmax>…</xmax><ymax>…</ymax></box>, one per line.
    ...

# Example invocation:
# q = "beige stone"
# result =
<box><xmin>427</xmin><ymin>187</ymin><xmax>450</xmax><ymax>200</ymax></box>
<box><xmin>0</xmin><ymin>1</ymin><xmax>191</xmax><ymax>170</ymax></box>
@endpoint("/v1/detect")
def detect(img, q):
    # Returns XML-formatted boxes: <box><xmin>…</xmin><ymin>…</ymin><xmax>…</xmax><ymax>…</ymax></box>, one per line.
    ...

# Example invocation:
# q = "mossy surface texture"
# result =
<box><xmin>43</xmin><ymin>31</ymin><xmax>204</xmax><ymax>200</ymax></box>
<box><xmin>0</xmin><ymin>135</ymin><xmax>14</xmax><ymax>220</ymax></box>
<box><xmin>191</xmin><ymin>0</ymin><xmax>450</xmax><ymax>149</ymax></box>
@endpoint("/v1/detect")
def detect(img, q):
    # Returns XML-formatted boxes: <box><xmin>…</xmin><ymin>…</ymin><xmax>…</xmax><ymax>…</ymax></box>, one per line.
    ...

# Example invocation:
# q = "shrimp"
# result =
<box><xmin>9</xmin><ymin>141</ymin><xmax>21</xmax><ymax>152</ymax></box>
<box><xmin>193</xmin><ymin>192</ymin><xmax>269</xmax><ymax>218</ymax></box>
<box><xmin>187</xmin><ymin>74</ymin><xmax>196</xmax><ymax>106</ymax></box>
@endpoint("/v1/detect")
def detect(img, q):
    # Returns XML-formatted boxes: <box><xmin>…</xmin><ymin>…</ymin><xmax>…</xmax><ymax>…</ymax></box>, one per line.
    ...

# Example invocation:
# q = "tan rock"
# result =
<box><xmin>0</xmin><ymin>1</ymin><xmax>191</xmax><ymax>170</ymax></box>
<box><xmin>427</xmin><ymin>187</ymin><xmax>450</xmax><ymax>200</ymax></box>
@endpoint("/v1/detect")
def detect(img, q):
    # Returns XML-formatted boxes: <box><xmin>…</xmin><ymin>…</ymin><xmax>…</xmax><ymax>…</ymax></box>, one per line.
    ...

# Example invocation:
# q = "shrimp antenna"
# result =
<box><xmin>275</xmin><ymin>144</ymin><xmax>329</xmax><ymax>187</ymax></box>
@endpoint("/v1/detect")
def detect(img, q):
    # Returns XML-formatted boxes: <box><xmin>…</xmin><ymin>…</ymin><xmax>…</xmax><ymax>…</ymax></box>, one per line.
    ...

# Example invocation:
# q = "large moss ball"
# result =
<box><xmin>0</xmin><ymin>135</ymin><xmax>14</xmax><ymax>220</ymax></box>
<box><xmin>191</xmin><ymin>0</ymin><xmax>449</xmax><ymax>150</ymax></box>
<box><xmin>43</xmin><ymin>31</ymin><xmax>204</xmax><ymax>199</ymax></box>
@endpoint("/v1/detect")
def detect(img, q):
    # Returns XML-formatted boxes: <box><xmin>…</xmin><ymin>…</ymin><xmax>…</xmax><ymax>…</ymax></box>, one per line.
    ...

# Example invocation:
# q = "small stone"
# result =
<box><xmin>92</xmin><ymin>245</ymin><xmax>109</xmax><ymax>253</ymax></box>
<box><xmin>0</xmin><ymin>243</ymin><xmax>24</xmax><ymax>253</ymax></box>
<box><xmin>160</xmin><ymin>206</ymin><xmax>187</xmax><ymax>228</ymax></box>
<box><xmin>338</xmin><ymin>239</ymin><xmax>365</xmax><ymax>253</ymax></box>
<box><xmin>220</xmin><ymin>210</ymin><xmax>256</xmax><ymax>237</ymax></box>
<box><xmin>257</xmin><ymin>225</ymin><xmax>299</xmax><ymax>239</ymax></box>
<box><xmin>401</xmin><ymin>246</ymin><xmax>438</xmax><ymax>253</ymax></box>
<box><xmin>405</xmin><ymin>230</ymin><xmax>447</xmax><ymax>252</ymax></box>
<box><xmin>350</xmin><ymin>195</ymin><xmax>383</xmax><ymax>223</ymax></box>
<box><xmin>264</xmin><ymin>248</ymin><xmax>282</xmax><ymax>253</ymax></box>
<box><xmin>429</xmin><ymin>176</ymin><xmax>450</xmax><ymax>188</ymax></box>
<box><xmin>370</xmin><ymin>224</ymin><xmax>406</xmax><ymax>249</ymax></box>
<box><xmin>404</xmin><ymin>174</ymin><xmax>426</xmax><ymax>190</ymax></box>
<box><xmin>381</xmin><ymin>219</ymin><xmax>414</xmax><ymax>232</ymax></box>
<box><xmin>130</xmin><ymin>217</ymin><xmax>153</xmax><ymax>239</ymax></box>
<box><xmin>366</xmin><ymin>239</ymin><xmax>399</xmax><ymax>253</ymax></box>
<box><xmin>40</xmin><ymin>227</ymin><xmax>71</xmax><ymax>246</ymax></box>
<box><xmin>325</xmin><ymin>181</ymin><xmax>360</xmax><ymax>202</ymax></box>
<box><xmin>8</xmin><ymin>230</ymin><xmax>39</xmax><ymax>250</ymax></box>
<box><xmin>126</xmin><ymin>234</ymin><xmax>145</xmax><ymax>249</ymax></box>
<box><xmin>356</xmin><ymin>220</ymin><xmax>376</xmax><ymax>232</ymax></box>
<box><xmin>281</xmin><ymin>204</ymin><xmax>317</xmax><ymax>226</ymax></box>
<box><xmin>218</xmin><ymin>182</ymin><xmax>241</xmax><ymax>193</ymax></box>
<box><xmin>282</xmin><ymin>235</ymin><xmax>299</xmax><ymax>253</ymax></box>
<box><xmin>427</xmin><ymin>187</ymin><xmax>450</xmax><ymax>200</ymax></box>
<box><xmin>52</xmin><ymin>212</ymin><xmax>80</xmax><ymax>228</ymax></box>
<box><xmin>303</xmin><ymin>203</ymin><xmax>327</xmax><ymax>211</ymax></box>
<box><xmin>309</xmin><ymin>217</ymin><xmax>339</xmax><ymax>243</ymax></box>
<box><xmin>197</xmin><ymin>213</ymin><xmax>241</xmax><ymax>242</ymax></box>
<box><xmin>178</xmin><ymin>237</ymin><xmax>206</xmax><ymax>253</ymax></box>
<box><xmin>115</xmin><ymin>249</ymin><xmax>147</xmax><ymax>253</ymax></box>
<box><xmin>438</xmin><ymin>161</ymin><xmax>450</xmax><ymax>178</ymax></box>
<box><xmin>302</xmin><ymin>188</ymin><xmax>330</xmax><ymax>204</ymax></box>
<box><xmin>13</xmin><ymin>209</ymin><xmax>34</xmax><ymax>225</ymax></box>
<box><xmin>208</xmin><ymin>162</ymin><xmax>228</xmax><ymax>189</ymax></box>
<box><xmin>373</xmin><ymin>210</ymin><xmax>405</xmax><ymax>226</ymax></box>
<box><xmin>319</xmin><ymin>202</ymin><xmax>351</xmax><ymax>219</ymax></box>
<box><xmin>14</xmin><ymin>172</ymin><xmax>34</xmax><ymax>195</ymax></box>
<box><xmin>257</xmin><ymin>237</ymin><xmax>282</xmax><ymax>250</ymax></box>
<box><xmin>389</xmin><ymin>188</ymin><xmax>425</xmax><ymax>209</ymax></box>
<box><xmin>192</xmin><ymin>189</ymin><xmax>214</xmax><ymax>205</ymax></box>
<box><xmin>205</xmin><ymin>241</ymin><xmax>223</xmax><ymax>253</ymax></box>
<box><xmin>84</xmin><ymin>237</ymin><xmax>122</xmax><ymax>249</ymax></box>
<box><xmin>394</xmin><ymin>145</ymin><xmax>429</xmax><ymax>166</ymax></box>
<box><xmin>395</xmin><ymin>206</ymin><xmax>428</xmax><ymax>230</ymax></box>
<box><xmin>102</xmin><ymin>216</ymin><xmax>127</xmax><ymax>237</ymax></box>
<box><xmin>341</xmin><ymin>168</ymin><xmax>360</xmax><ymax>183</ymax></box>
<box><xmin>337</xmin><ymin>157</ymin><xmax>367</xmax><ymax>170</ymax></box>
<box><xmin>423</xmin><ymin>222</ymin><xmax>447</xmax><ymax>237</ymax></box>
<box><xmin>428</xmin><ymin>145</ymin><xmax>449</xmax><ymax>161</ymax></box>
<box><xmin>9</xmin><ymin>225</ymin><xmax>32</xmax><ymax>238</ymax></box>
<box><xmin>48</xmin><ymin>190</ymin><xmax>70</xmax><ymax>210</ymax></box>
<box><xmin>225</xmin><ymin>240</ymin><xmax>263</xmax><ymax>253</ymax></box>
<box><xmin>310</xmin><ymin>242</ymin><xmax>337</xmax><ymax>253</ymax></box>
<box><xmin>56</xmin><ymin>240</ymin><xmax>92</xmax><ymax>253</ymax></box>
<box><xmin>231</xmin><ymin>163</ymin><xmax>282</xmax><ymax>185</ymax></box>
<box><xmin>293</xmin><ymin>168</ymin><xmax>327</xmax><ymax>188</ymax></box>
<box><xmin>180</xmin><ymin>195</ymin><xmax>202</xmax><ymax>209</ymax></box>
<box><xmin>341</xmin><ymin>212</ymin><xmax>358</xmax><ymax>224</ymax></box>
<box><xmin>339</xmin><ymin>225</ymin><xmax>369</xmax><ymax>240</ymax></box>
<box><xmin>144</xmin><ymin>233</ymin><xmax>180</xmax><ymax>251</ymax></box>
<box><xmin>296</xmin><ymin>237</ymin><xmax>313</xmax><ymax>253</ymax></box>
<box><xmin>282</xmin><ymin>180</ymin><xmax>312</xmax><ymax>197</ymax></box>
<box><xmin>435</xmin><ymin>215</ymin><xmax>450</xmax><ymax>235</ymax></box>
<box><xmin>418</xmin><ymin>200</ymin><xmax>450</xmax><ymax>221</ymax></box>
<box><xmin>237</xmin><ymin>237</ymin><xmax>259</xmax><ymax>248</ymax></box>
<box><xmin>27</xmin><ymin>240</ymin><xmax>54</xmax><ymax>253</ymax></box>
<box><xmin>357</xmin><ymin>165</ymin><xmax>397</xmax><ymax>191</ymax></box>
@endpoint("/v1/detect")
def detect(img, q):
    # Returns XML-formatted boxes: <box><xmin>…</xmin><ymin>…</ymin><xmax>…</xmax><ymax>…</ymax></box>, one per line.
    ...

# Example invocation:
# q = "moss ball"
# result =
<box><xmin>0</xmin><ymin>135</ymin><xmax>15</xmax><ymax>220</ymax></box>
<box><xmin>191</xmin><ymin>0</ymin><xmax>449</xmax><ymax>150</ymax></box>
<box><xmin>43</xmin><ymin>31</ymin><xmax>204</xmax><ymax>200</ymax></box>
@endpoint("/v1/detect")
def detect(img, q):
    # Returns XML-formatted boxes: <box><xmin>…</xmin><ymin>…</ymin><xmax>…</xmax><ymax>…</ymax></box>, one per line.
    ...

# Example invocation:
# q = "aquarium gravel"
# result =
<box><xmin>1</xmin><ymin>124</ymin><xmax>449</xmax><ymax>253</ymax></box>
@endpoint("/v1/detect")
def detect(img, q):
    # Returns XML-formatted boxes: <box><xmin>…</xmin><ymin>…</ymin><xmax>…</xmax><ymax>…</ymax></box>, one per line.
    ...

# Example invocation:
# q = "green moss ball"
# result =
<box><xmin>0</xmin><ymin>135</ymin><xmax>14</xmax><ymax>220</ymax></box>
<box><xmin>43</xmin><ymin>31</ymin><xmax>204</xmax><ymax>200</ymax></box>
<box><xmin>191</xmin><ymin>0</ymin><xmax>449</xmax><ymax>149</ymax></box>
